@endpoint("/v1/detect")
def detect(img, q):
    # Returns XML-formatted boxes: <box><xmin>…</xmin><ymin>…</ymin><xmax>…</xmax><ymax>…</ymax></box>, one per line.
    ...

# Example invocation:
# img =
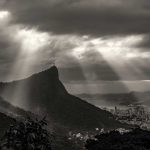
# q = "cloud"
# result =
<box><xmin>135</xmin><ymin>34</ymin><xmax>150</xmax><ymax>50</ymax></box>
<box><xmin>1</xmin><ymin>0</ymin><xmax>150</xmax><ymax>36</ymax></box>
<box><xmin>0</xmin><ymin>0</ymin><xmax>150</xmax><ymax>83</ymax></box>
<box><xmin>0</xmin><ymin>24</ymin><xmax>149</xmax><ymax>82</ymax></box>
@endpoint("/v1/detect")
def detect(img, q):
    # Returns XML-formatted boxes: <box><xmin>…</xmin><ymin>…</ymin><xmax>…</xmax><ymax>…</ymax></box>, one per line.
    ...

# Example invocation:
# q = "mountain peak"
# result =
<box><xmin>36</xmin><ymin>65</ymin><xmax>59</xmax><ymax>80</ymax></box>
<box><xmin>49</xmin><ymin>65</ymin><xmax>59</xmax><ymax>78</ymax></box>
<box><xmin>0</xmin><ymin>66</ymin><xmax>126</xmax><ymax>130</ymax></box>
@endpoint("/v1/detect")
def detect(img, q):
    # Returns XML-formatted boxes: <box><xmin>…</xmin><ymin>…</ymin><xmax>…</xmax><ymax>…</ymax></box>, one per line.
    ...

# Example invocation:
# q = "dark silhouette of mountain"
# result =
<box><xmin>0</xmin><ymin>112</ymin><xmax>15</xmax><ymax>137</ymax></box>
<box><xmin>0</xmin><ymin>66</ymin><xmax>127</xmax><ymax>130</ymax></box>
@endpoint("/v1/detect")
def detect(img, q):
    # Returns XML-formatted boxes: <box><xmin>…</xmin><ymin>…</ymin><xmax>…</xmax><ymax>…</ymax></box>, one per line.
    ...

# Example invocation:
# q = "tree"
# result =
<box><xmin>0</xmin><ymin>117</ymin><xmax>52</xmax><ymax>150</ymax></box>
<box><xmin>85</xmin><ymin>128</ymin><xmax>150</xmax><ymax>150</ymax></box>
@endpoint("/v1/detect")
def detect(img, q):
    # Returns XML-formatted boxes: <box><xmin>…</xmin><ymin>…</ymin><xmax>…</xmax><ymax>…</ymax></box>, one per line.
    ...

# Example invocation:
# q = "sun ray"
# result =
<box><xmin>2</xmin><ymin>27</ymin><xmax>51</xmax><ymax>108</ymax></box>
<box><xmin>0</xmin><ymin>10</ymin><xmax>10</xmax><ymax>19</ymax></box>
<box><xmin>70</xmin><ymin>34</ymin><xmax>150</xmax><ymax>107</ymax></box>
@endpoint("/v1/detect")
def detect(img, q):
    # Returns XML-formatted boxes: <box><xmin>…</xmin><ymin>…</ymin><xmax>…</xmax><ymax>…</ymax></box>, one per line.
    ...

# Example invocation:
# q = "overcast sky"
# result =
<box><xmin>0</xmin><ymin>0</ymin><xmax>150</xmax><ymax>94</ymax></box>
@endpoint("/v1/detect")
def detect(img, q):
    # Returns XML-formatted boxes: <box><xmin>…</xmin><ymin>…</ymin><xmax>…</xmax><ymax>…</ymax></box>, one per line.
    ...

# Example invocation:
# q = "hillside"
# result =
<box><xmin>0</xmin><ymin>112</ymin><xmax>16</xmax><ymax>137</ymax></box>
<box><xmin>0</xmin><ymin>66</ymin><xmax>127</xmax><ymax>130</ymax></box>
<box><xmin>0</xmin><ymin>96</ymin><xmax>37</xmax><ymax>118</ymax></box>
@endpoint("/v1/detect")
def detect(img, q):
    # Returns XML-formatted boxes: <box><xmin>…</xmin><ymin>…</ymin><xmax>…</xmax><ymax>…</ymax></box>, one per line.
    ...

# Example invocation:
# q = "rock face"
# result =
<box><xmin>0</xmin><ymin>66</ymin><xmax>125</xmax><ymax>130</ymax></box>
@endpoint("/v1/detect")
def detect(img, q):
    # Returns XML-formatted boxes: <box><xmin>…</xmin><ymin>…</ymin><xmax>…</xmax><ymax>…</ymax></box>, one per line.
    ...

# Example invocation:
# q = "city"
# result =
<box><xmin>104</xmin><ymin>105</ymin><xmax>150</xmax><ymax>130</ymax></box>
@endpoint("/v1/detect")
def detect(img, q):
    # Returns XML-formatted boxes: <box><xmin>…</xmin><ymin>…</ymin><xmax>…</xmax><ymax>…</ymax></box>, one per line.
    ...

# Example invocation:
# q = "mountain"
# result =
<box><xmin>0</xmin><ymin>66</ymin><xmax>127</xmax><ymax>130</ymax></box>
<box><xmin>0</xmin><ymin>96</ymin><xmax>38</xmax><ymax>138</ymax></box>
<box><xmin>0</xmin><ymin>96</ymin><xmax>36</xmax><ymax>119</ymax></box>
<box><xmin>0</xmin><ymin>112</ymin><xmax>15</xmax><ymax>137</ymax></box>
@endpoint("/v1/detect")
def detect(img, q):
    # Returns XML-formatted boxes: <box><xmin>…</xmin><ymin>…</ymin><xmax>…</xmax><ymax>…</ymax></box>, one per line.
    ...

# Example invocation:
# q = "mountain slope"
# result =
<box><xmin>0</xmin><ymin>112</ymin><xmax>15</xmax><ymax>137</ymax></box>
<box><xmin>0</xmin><ymin>96</ymin><xmax>37</xmax><ymax>119</ymax></box>
<box><xmin>0</xmin><ymin>66</ymin><xmax>126</xmax><ymax>130</ymax></box>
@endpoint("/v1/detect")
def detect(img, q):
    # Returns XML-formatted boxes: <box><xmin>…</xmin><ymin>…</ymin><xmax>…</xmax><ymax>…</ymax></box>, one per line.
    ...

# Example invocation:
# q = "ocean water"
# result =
<box><xmin>65</xmin><ymin>80</ymin><xmax>150</xmax><ymax>95</ymax></box>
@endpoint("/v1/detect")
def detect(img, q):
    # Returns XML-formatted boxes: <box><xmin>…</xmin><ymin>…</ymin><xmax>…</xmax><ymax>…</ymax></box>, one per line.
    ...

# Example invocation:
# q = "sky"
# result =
<box><xmin>0</xmin><ymin>0</ymin><xmax>150</xmax><ymax>94</ymax></box>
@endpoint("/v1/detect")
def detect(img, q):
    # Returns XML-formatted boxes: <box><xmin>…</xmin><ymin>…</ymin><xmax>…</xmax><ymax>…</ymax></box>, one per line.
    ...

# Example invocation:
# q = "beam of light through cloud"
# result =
<box><xmin>69</xmin><ymin>34</ymin><xmax>150</xmax><ymax>105</ymax></box>
<box><xmin>92</xmin><ymin>36</ymin><xmax>149</xmax><ymax>81</ymax></box>
<box><xmin>1</xmin><ymin>23</ymin><xmax>150</xmax><ymax>108</ymax></box>
<box><xmin>91</xmin><ymin>36</ymin><xmax>144</xmax><ymax>59</ymax></box>
<box><xmin>92</xmin><ymin>36</ymin><xmax>144</xmax><ymax>81</ymax></box>
<box><xmin>12</xmin><ymin>28</ymin><xmax>51</xmax><ymax>79</ymax></box>
<box><xmin>87</xmin><ymin>35</ymin><xmax>150</xmax><ymax>105</ymax></box>
<box><xmin>0</xmin><ymin>10</ymin><xmax>10</xmax><ymax>19</ymax></box>
<box><xmin>16</xmin><ymin>28</ymin><xmax>50</xmax><ymax>53</ymax></box>
<box><xmin>1</xmin><ymin>0</ymin><xmax>150</xmax><ymax>108</ymax></box>
<box><xmin>72</xmin><ymin>35</ymin><xmax>144</xmax><ymax>62</ymax></box>
<box><xmin>2</xmin><ymin>27</ymin><xmax>52</xmax><ymax>108</ymax></box>
<box><xmin>0</xmin><ymin>10</ymin><xmax>11</xmax><ymax>26</ymax></box>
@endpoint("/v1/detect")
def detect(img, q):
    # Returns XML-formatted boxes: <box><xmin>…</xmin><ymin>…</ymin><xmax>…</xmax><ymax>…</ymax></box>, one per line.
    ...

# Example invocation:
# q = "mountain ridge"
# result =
<box><xmin>0</xmin><ymin>66</ymin><xmax>127</xmax><ymax>130</ymax></box>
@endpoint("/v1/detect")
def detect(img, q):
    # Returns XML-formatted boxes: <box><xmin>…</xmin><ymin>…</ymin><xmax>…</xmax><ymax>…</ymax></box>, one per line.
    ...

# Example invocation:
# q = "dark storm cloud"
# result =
<box><xmin>0</xmin><ymin>30</ymin><xmax>20</xmax><ymax>62</ymax></box>
<box><xmin>1</xmin><ymin>0</ymin><xmax>150</xmax><ymax>36</ymax></box>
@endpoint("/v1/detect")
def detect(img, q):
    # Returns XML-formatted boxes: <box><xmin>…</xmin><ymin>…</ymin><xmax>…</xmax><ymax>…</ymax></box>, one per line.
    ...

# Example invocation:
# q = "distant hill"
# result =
<box><xmin>0</xmin><ymin>66</ymin><xmax>127</xmax><ymax>130</ymax></box>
